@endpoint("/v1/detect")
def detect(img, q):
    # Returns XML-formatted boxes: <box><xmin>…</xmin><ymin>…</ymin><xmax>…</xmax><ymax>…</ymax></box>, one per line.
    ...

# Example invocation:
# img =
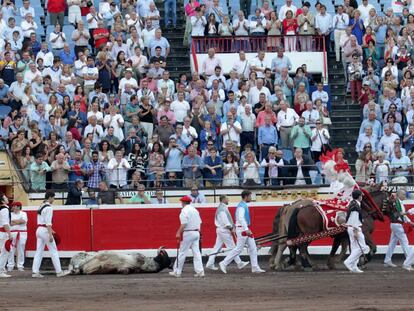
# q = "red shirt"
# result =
<box><xmin>282</xmin><ymin>18</ymin><xmax>298</xmax><ymax>35</ymax></box>
<box><xmin>47</xmin><ymin>0</ymin><xmax>66</xmax><ymax>13</ymax></box>
<box><xmin>93</xmin><ymin>28</ymin><xmax>110</xmax><ymax>49</ymax></box>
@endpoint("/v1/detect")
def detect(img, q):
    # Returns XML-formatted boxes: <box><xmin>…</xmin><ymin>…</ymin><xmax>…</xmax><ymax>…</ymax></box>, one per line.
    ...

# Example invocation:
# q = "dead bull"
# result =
<box><xmin>68</xmin><ymin>248</ymin><xmax>172</xmax><ymax>275</ymax></box>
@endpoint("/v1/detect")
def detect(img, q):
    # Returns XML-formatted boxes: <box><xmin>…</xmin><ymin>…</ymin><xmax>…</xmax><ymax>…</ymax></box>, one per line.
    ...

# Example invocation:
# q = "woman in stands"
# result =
<box><xmin>355</xmin><ymin>150</ymin><xmax>373</xmax><ymax>184</ymax></box>
<box><xmin>46</xmin><ymin>132</ymin><xmax>61</xmax><ymax>165</ymax></box>
<box><xmin>99</xmin><ymin>140</ymin><xmax>114</xmax><ymax>182</ymax></box>
<box><xmin>29</xmin><ymin>129</ymin><xmax>47</xmax><ymax>158</ymax></box>
<box><xmin>314</xmin><ymin>98</ymin><xmax>329</xmax><ymax>120</ymax></box>
<box><xmin>112</xmin><ymin>51</ymin><xmax>127</xmax><ymax>94</ymax></box>
<box><xmin>11</xmin><ymin>129</ymin><xmax>28</xmax><ymax>159</ymax></box>
<box><xmin>61</xmin><ymin>95</ymin><xmax>72</xmax><ymax>119</ymax></box>
<box><xmin>381</xmin><ymin>70</ymin><xmax>398</xmax><ymax>91</ymax></box>
<box><xmin>127</xmin><ymin>142</ymin><xmax>148</xmax><ymax>179</ymax></box>
<box><xmin>282</xmin><ymin>10</ymin><xmax>298</xmax><ymax>52</ymax></box>
<box><xmin>242</xmin><ymin>150</ymin><xmax>261</xmax><ymax>186</ymax></box>
<box><xmin>384</xmin><ymin>114</ymin><xmax>403</xmax><ymax>137</ymax></box>
<box><xmin>19</xmin><ymin>144</ymin><xmax>33</xmax><ymax>182</ymax></box>
<box><xmin>266</xmin><ymin>11</ymin><xmax>281</xmax><ymax>51</ymax></box>
<box><xmin>205</xmin><ymin>13</ymin><xmax>218</xmax><ymax>37</ymax></box>
<box><xmin>147</xmin><ymin>142</ymin><xmax>165</xmax><ymax>185</ymax></box>
<box><xmin>222</xmin><ymin>152</ymin><xmax>239</xmax><ymax>186</ymax></box>
<box><xmin>293</xmin><ymin>82</ymin><xmax>309</xmax><ymax>115</ymax></box>
<box><xmin>349</xmin><ymin>9</ymin><xmax>365</xmax><ymax>45</ymax></box>
<box><xmin>218</xmin><ymin>15</ymin><xmax>233</xmax><ymax>52</ymax></box>
<box><xmin>348</xmin><ymin>53</ymin><xmax>363</xmax><ymax>104</ymax></box>
<box><xmin>363</xmin><ymin>40</ymin><xmax>379</xmax><ymax>67</ymax></box>
<box><xmin>293</xmin><ymin>67</ymin><xmax>310</xmax><ymax>94</ymax></box>
<box><xmin>372</xmin><ymin>151</ymin><xmax>390</xmax><ymax>183</ymax></box>
<box><xmin>21</xmin><ymin>85</ymin><xmax>39</xmax><ymax>115</ymax></box>
<box><xmin>200</xmin><ymin>120</ymin><xmax>218</xmax><ymax>153</ymax></box>
<box><xmin>73</xmin><ymin>85</ymin><xmax>87</xmax><ymax>113</ymax></box>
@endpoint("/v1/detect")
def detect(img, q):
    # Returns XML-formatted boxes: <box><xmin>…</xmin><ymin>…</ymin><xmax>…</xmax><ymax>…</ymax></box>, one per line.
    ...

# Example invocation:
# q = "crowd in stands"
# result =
<box><xmin>1</xmin><ymin>0</ymin><xmax>414</xmax><ymax>194</ymax></box>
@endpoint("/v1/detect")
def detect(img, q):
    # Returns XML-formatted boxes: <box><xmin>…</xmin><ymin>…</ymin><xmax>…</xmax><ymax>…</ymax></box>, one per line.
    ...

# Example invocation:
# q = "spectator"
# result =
<box><xmin>107</xmin><ymin>150</ymin><xmax>131</xmax><ymax>189</ymax></box>
<box><xmin>290</xmin><ymin>117</ymin><xmax>312</xmax><ymax>155</ymax></box>
<box><xmin>233</xmin><ymin>11</ymin><xmax>249</xmax><ymax>52</ymax></box>
<box><xmin>220</xmin><ymin>113</ymin><xmax>242</xmax><ymax>149</ymax></box>
<box><xmin>47</xmin><ymin>0</ymin><xmax>65</xmax><ymax>28</ymax></box>
<box><xmin>130</xmin><ymin>183</ymin><xmax>151</xmax><ymax>204</ymax></box>
<box><xmin>360</xmin><ymin>111</ymin><xmax>382</xmax><ymax>138</ymax></box>
<box><xmin>149</xmin><ymin>28</ymin><xmax>170</xmax><ymax>58</ymax></box>
<box><xmin>258</xmin><ymin>114</ymin><xmax>277</xmax><ymax>160</ymax></box>
<box><xmin>203</xmin><ymin>147</ymin><xmax>223</xmax><ymax>187</ymax></box>
<box><xmin>222</xmin><ymin>152</ymin><xmax>239</xmax><ymax>186</ymax></box>
<box><xmin>311</xmin><ymin>120</ymin><xmax>330</xmax><ymax>161</ymax></box>
<box><xmin>189</xmin><ymin>185</ymin><xmax>206</xmax><ymax>203</ymax></box>
<box><xmin>288</xmin><ymin>148</ymin><xmax>313</xmax><ymax>185</ymax></box>
<box><xmin>97</xmin><ymin>180</ymin><xmax>123</xmax><ymax>205</ymax></box>
<box><xmin>348</xmin><ymin>53</ymin><xmax>363</xmax><ymax>104</ymax></box>
<box><xmin>242</xmin><ymin>150</ymin><xmax>260</xmax><ymax>186</ymax></box>
<box><xmin>372</xmin><ymin>151</ymin><xmax>390</xmax><ymax>183</ymax></box>
<box><xmin>355</xmin><ymin>151</ymin><xmax>373</xmax><ymax>184</ymax></box>
<box><xmin>282</xmin><ymin>10</ymin><xmax>298</xmax><ymax>52</ymax></box>
<box><xmin>261</xmin><ymin>146</ymin><xmax>285</xmax><ymax>186</ymax></box>
<box><xmin>278</xmin><ymin>0</ymin><xmax>297</xmax><ymax>21</ymax></box>
<box><xmin>29</xmin><ymin>153</ymin><xmax>51</xmax><ymax>190</ymax></box>
<box><xmin>276</xmin><ymin>100</ymin><xmax>299</xmax><ymax>149</ymax></box>
<box><xmin>378</xmin><ymin>125</ymin><xmax>400</xmax><ymax>159</ymax></box>
<box><xmin>182</xmin><ymin>146</ymin><xmax>204</xmax><ymax>187</ymax></box>
<box><xmin>86</xmin><ymin>151</ymin><xmax>105</xmax><ymax>189</ymax></box>
<box><xmin>50</xmin><ymin>152</ymin><xmax>70</xmax><ymax>190</ymax></box>
<box><xmin>152</xmin><ymin>189</ymin><xmax>169</xmax><ymax>204</ymax></box>
<box><xmin>349</xmin><ymin>9</ymin><xmax>365</xmax><ymax>45</ymax></box>
<box><xmin>65</xmin><ymin>179</ymin><xmax>84</xmax><ymax>205</ymax></box>
<box><xmin>390</xmin><ymin>148</ymin><xmax>411</xmax><ymax>183</ymax></box>
<box><xmin>356</xmin><ymin>126</ymin><xmax>378</xmax><ymax>153</ymax></box>
<box><xmin>147</xmin><ymin>142</ymin><xmax>165</xmax><ymax>183</ymax></box>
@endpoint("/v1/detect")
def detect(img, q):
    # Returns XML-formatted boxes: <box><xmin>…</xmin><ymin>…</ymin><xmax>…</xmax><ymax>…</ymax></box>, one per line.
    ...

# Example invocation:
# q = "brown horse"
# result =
<box><xmin>269</xmin><ymin>186</ymin><xmax>395</xmax><ymax>270</ymax></box>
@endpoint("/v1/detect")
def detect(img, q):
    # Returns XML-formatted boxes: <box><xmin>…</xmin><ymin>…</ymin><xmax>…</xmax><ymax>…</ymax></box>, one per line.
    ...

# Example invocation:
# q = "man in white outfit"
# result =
<box><xmin>206</xmin><ymin>195</ymin><xmax>249</xmax><ymax>270</ymax></box>
<box><xmin>402</xmin><ymin>207</ymin><xmax>414</xmax><ymax>271</ymax></box>
<box><xmin>0</xmin><ymin>194</ymin><xmax>12</xmax><ymax>278</ymax></box>
<box><xmin>219</xmin><ymin>190</ymin><xmax>265</xmax><ymax>274</ymax></box>
<box><xmin>7</xmin><ymin>202</ymin><xmax>28</xmax><ymax>272</ymax></box>
<box><xmin>170</xmin><ymin>195</ymin><xmax>205</xmax><ymax>277</ymax></box>
<box><xmin>344</xmin><ymin>190</ymin><xmax>369</xmax><ymax>273</ymax></box>
<box><xmin>384</xmin><ymin>190</ymin><xmax>412</xmax><ymax>268</ymax></box>
<box><xmin>32</xmin><ymin>191</ymin><xmax>68</xmax><ymax>278</ymax></box>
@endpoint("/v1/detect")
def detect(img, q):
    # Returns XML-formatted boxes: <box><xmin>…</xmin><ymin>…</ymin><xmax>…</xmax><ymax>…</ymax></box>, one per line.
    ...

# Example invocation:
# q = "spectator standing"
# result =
<box><xmin>107</xmin><ymin>150</ymin><xmax>131</xmax><ymax>189</ymax></box>
<box><xmin>50</xmin><ymin>153</ymin><xmax>70</xmax><ymax>190</ymax></box>
<box><xmin>276</xmin><ymin>100</ymin><xmax>299</xmax><ymax>149</ymax></box>
<box><xmin>164</xmin><ymin>0</ymin><xmax>177</xmax><ymax>28</ymax></box>
<box><xmin>29</xmin><ymin>153</ymin><xmax>51</xmax><ymax>190</ymax></box>
<box><xmin>47</xmin><ymin>0</ymin><xmax>65</xmax><ymax>28</ymax></box>
<box><xmin>297</xmin><ymin>3</ymin><xmax>315</xmax><ymax>51</ymax></box>
<box><xmin>290</xmin><ymin>117</ymin><xmax>312</xmax><ymax>155</ymax></box>
<box><xmin>310</xmin><ymin>120</ymin><xmax>330</xmax><ymax>161</ymax></box>
<box><xmin>68</xmin><ymin>0</ymin><xmax>82</xmax><ymax>25</ymax></box>
<box><xmin>182</xmin><ymin>146</ymin><xmax>204</xmax><ymax>187</ymax></box>
<box><xmin>65</xmin><ymin>179</ymin><xmax>84</xmax><ymax>205</ymax></box>
<box><xmin>86</xmin><ymin>151</ymin><xmax>105</xmax><ymax>189</ymax></box>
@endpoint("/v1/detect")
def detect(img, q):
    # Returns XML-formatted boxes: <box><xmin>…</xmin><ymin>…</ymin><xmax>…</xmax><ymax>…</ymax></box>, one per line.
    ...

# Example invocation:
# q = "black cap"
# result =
<box><xmin>352</xmin><ymin>189</ymin><xmax>363</xmax><ymax>200</ymax></box>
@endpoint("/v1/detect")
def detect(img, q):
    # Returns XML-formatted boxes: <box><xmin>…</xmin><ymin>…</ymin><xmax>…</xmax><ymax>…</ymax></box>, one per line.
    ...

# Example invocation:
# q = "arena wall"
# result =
<box><xmin>22</xmin><ymin>202</ymin><xmax>414</xmax><ymax>258</ymax></box>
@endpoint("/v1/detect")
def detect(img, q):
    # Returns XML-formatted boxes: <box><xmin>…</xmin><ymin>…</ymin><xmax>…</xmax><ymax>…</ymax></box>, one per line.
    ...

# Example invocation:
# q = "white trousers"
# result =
<box><xmin>221</xmin><ymin>228</ymin><xmax>259</xmax><ymax>270</ymax></box>
<box><xmin>173</xmin><ymin>231</ymin><xmax>204</xmax><ymax>274</ymax></box>
<box><xmin>0</xmin><ymin>232</ymin><xmax>10</xmax><ymax>273</ymax></box>
<box><xmin>7</xmin><ymin>231</ymin><xmax>27</xmax><ymax>270</ymax></box>
<box><xmin>384</xmin><ymin>223</ymin><xmax>410</xmax><ymax>263</ymax></box>
<box><xmin>141</xmin><ymin>122</ymin><xmax>154</xmax><ymax>141</ymax></box>
<box><xmin>334</xmin><ymin>29</ymin><xmax>346</xmax><ymax>61</ymax></box>
<box><xmin>344</xmin><ymin>227</ymin><xmax>369</xmax><ymax>270</ymax></box>
<box><xmin>403</xmin><ymin>247</ymin><xmax>414</xmax><ymax>267</ymax></box>
<box><xmin>32</xmin><ymin>227</ymin><xmax>62</xmax><ymax>274</ymax></box>
<box><xmin>206</xmin><ymin>228</ymin><xmax>242</xmax><ymax>266</ymax></box>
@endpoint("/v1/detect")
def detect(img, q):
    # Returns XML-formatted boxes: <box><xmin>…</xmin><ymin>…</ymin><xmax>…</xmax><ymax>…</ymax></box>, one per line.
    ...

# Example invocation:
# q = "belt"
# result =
<box><xmin>11</xmin><ymin>230</ymin><xmax>27</xmax><ymax>232</ymax></box>
<box><xmin>281</xmin><ymin>126</ymin><xmax>292</xmax><ymax>128</ymax></box>
<box><xmin>184</xmin><ymin>229</ymin><xmax>199</xmax><ymax>232</ymax></box>
<box><xmin>38</xmin><ymin>224</ymin><xmax>48</xmax><ymax>228</ymax></box>
<box><xmin>53</xmin><ymin>48</ymin><xmax>63</xmax><ymax>50</ymax></box>
<box><xmin>262</xmin><ymin>143</ymin><xmax>273</xmax><ymax>146</ymax></box>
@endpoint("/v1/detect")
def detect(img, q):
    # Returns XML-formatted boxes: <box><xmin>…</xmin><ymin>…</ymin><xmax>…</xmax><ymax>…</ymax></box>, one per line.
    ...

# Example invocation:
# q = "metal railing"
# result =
<box><xmin>191</xmin><ymin>35</ymin><xmax>327</xmax><ymax>53</ymax></box>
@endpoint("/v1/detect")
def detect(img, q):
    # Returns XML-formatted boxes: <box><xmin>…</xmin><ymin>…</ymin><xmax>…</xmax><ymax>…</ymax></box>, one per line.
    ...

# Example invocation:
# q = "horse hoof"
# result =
<box><xmin>303</xmin><ymin>267</ymin><xmax>313</xmax><ymax>272</ymax></box>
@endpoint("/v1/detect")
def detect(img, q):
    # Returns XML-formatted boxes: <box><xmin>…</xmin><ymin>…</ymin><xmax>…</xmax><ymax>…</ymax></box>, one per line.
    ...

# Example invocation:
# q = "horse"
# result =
<box><xmin>68</xmin><ymin>247</ymin><xmax>172</xmax><ymax>275</ymax></box>
<box><xmin>268</xmin><ymin>185</ymin><xmax>395</xmax><ymax>271</ymax></box>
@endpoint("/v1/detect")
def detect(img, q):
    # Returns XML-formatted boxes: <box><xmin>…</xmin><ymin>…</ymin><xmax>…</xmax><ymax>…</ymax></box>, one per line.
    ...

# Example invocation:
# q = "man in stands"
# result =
<box><xmin>201</xmin><ymin>48</ymin><xmax>222</xmax><ymax>78</ymax></box>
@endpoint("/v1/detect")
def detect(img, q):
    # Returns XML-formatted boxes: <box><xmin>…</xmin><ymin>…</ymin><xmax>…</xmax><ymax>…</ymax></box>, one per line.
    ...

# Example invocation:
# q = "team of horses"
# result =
<box><xmin>268</xmin><ymin>184</ymin><xmax>397</xmax><ymax>271</ymax></box>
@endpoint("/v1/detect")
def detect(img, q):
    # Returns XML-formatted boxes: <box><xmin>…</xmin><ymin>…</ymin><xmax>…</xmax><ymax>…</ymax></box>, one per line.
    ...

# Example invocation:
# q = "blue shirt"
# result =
<box><xmin>376</xmin><ymin>25</ymin><xmax>387</xmax><ymax>45</ymax></box>
<box><xmin>203</xmin><ymin>155</ymin><xmax>223</xmax><ymax>184</ymax></box>
<box><xmin>68</xmin><ymin>159</ymin><xmax>88</xmax><ymax>182</ymax></box>
<box><xmin>30</xmin><ymin>111</ymin><xmax>50</xmax><ymax>138</ymax></box>
<box><xmin>223</xmin><ymin>100</ymin><xmax>239</xmax><ymax>117</ymax></box>
<box><xmin>359</xmin><ymin>119</ymin><xmax>382</xmax><ymax>139</ymax></box>
<box><xmin>165</xmin><ymin>147</ymin><xmax>183</xmax><ymax>172</ymax></box>
<box><xmin>0</xmin><ymin>85</ymin><xmax>9</xmax><ymax>100</ymax></box>
<box><xmin>237</xmin><ymin>201</ymin><xmax>250</xmax><ymax>226</ymax></box>
<box><xmin>258</xmin><ymin>124</ymin><xmax>278</xmax><ymax>145</ymax></box>
<box><xmin>149</xmin><ymin>37</ymin><xmax>170</xmax><ymax>57</ymax></box>
<box><xmin>59</xmin><ymin>50</ymin><xmax>76</xmax><ymax>65</ymax></box>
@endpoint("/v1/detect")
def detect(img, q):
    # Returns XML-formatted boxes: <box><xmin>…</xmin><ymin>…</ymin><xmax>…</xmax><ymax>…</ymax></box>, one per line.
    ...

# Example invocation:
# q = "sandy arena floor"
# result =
<box><xmin>1</xmin><ymin>257</ymin><xmax>414</xmax><ymax>311</ymax></box>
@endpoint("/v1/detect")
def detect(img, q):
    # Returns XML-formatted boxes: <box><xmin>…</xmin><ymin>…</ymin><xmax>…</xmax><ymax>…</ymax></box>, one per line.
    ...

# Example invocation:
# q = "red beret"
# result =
<box><xmin>180</xmin><ymin>196</ymin><xmax>192</xmax><ymax>203</ymax></box>
<box><xmin>11</xmin><ymin>202</ymin><xmax>22</xmax><ymax>207</ymax></box>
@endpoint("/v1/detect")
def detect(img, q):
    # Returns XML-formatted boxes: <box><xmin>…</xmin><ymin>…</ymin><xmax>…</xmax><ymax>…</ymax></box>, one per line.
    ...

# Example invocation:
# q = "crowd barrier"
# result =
<box><xmin>22</xmin><ymin>202</ymin><xmax>414</xmax><ymax>258</ymax></box>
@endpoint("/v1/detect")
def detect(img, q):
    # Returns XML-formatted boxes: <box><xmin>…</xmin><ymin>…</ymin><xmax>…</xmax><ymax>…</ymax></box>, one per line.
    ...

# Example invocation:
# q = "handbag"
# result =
<box><xmin>322</xmin><ymin>117</ymin><xmax>332</xmax><ymax>125</ymax></box>
<box><xmin>318</xmin><ymin>130</ymin><xmax>332</xmax><ymax>154</ymax></box>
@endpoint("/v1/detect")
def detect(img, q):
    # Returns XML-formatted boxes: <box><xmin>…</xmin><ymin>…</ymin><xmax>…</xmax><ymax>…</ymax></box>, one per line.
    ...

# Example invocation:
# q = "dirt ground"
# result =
<box><xmin>1</xmin><ymin>256</ymin><xmax>414</xmax><ymax>311</ymax></box>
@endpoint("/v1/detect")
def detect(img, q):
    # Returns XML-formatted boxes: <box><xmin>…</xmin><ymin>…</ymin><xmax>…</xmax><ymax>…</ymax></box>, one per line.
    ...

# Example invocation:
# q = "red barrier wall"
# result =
<box><xmin>23</xmin><ymin>203</ymin><xmax>414</xmax><ymax>254</ymax></box>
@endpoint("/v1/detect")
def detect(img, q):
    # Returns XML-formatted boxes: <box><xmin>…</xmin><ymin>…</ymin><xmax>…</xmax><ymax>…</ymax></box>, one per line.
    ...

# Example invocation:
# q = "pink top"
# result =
<box><xmin>185</xmin><ymin>1</ymin><xmax>200</xmax><ymax>17</ymax></box>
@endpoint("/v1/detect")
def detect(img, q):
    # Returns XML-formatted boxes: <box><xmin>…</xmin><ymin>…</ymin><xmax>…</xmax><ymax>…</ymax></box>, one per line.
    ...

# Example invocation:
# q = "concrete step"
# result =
<box><xmin>330</xmin><ymin>120</ymin><xmax>361</xmax><ymax>127</ymax></box>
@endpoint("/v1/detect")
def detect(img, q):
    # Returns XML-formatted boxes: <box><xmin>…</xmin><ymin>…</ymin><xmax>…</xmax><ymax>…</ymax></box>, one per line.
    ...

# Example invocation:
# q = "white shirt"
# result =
<box><xmin>179</xmin><ymin>204</ymin><xmax>202</xmax><ymax>230</ymax></box>
<box><xmin>221</xmin><ymin>121</ymin><xmax>242</xmax><ymax>147</ymax></box>
<box><xmin>86</xmin><ymin>13</ymin><xmax>100</xmax><ymax>29</ymax></box>
<box><xmin>232</xmin><ymin>58</ymin><xmax>250</xmax><ymax>79</ymax></box>
<box><xmin>295</xmin><ymin>159</ymin><xmax>306</xmax><ymax>185</ymax></box>
<box><xmin>37</xmin><ymin>203</ymin><xmax>53</xmax><ymax>226</ymax></box>
<box><xmin>278</xmin><ymin>4</ymin><xmax>297</xmax><ymax>21</ymax></box>
<box><xmin>141</xmin><ymin>28</ymin><xmax>156</xmax><ymax>48</ymax></box>
<box><xmin>87</xmin><ymin>111</ymin><xmax>104</xmax><ymax>122</ymax></box>
<box><xmin>357</xmin><ymin>4</ymin><xmax>374</xmax><ymax>21</ymax></box>
<box><xmin>171</xmin><ymin>100</ymin><xmax>190</xmax><ymax>123</ymax></box>
<box><xmin>248</xmin><ymin>86</ymin><xmax>270</xmax><ymax>105</ymax></box>
<box><xmin>233</xmin><ymin>18</ymin><xmax>249</xmax><ymax>36</ymax></box>
<box><xmin>276</xmin><ymin>108</ymin><xmax>299</xmax><ymax>129</ymax></box>
<box><xmin>332</xmin><ymin>13</ymin><xmax>349</xmax><ymax>30</ymax></box>
<box><xmin>119</xmin><ymin>77</ymin><xmax>138</xmax><ymax>93</ymax></box>
<box><xmin>378</xmin><ymin>133</ymin><xmax>399</xmax><ymax>154</ymax></box>
<box><xmin>311</xmin><ymin>90</ymin><xmax>329</xmax><ymax>104</ymax></box>
<box><xmin>183</xmin><ymin>125</ymin><xmax>198</xmax><ymax>140</ymax></box>
<box><xmin>20</xmin><ymin>20</ymin><xmax>38</xmax><ymax>38</ymax></box>
<box><xmin>311</xmin><ymin>128</ymin><xmax>330</xmax><ymax>151</ymax></box>
<box><xmin>215</xmin><ymin>204</ymin><xmax>232</xmax><ymax>229</ymax></box>
<box><xmin>0</xmin><ymin>206</ymin><xmax>9</xmax><ymax>229</ymax></box>
<box><xmin>260</xmin><ymin>157</ymin><xmax>283</xmax><ymax>178</ymax></box>
<box><xmin>82</xmin><ymin>66</ymin><xmax>99</xmax><ymax>86</ymax></box>
<box><xmin>239</xmin><ymin>112</ymin><xmax>256</xmax><ymax>131</ymax></box>
<box><xmin>24</xmin><ymin>69</ymin><xmax>41</xmax><ymax>84</ymax></box>
<box><xmin>103</xmin><ymin>114</ymin><xmax>125</xmax><ymax>141</ymax></box>
<box><xmin>74</xmin><ymin>59</ymin><xmax>87</xmax><ymax>77</ymax></box>
<box><xmin>191</xmin><ymin>15</ymin><xmax>207</xmax><ymax>36</ymax></box>
<box><xmin>107</xmin><ymin>158</ymin><xmax>131</xmax><ymax>187</ymax></box>
<box><xmin>83</xmin><ymin>124</ymin><xmax>104</xmax><ymax>144</ymax></box>
<box><xmin>315</xmin><ymin>13</ymin><xmax>333</xmax><ymax>34</ymax></box>
<box><xmin>10</xmin><ymin>211</ymin><xmax>27</xmax><ymax>231</ymax></box>
<box><xmin>249</xmin><ymin>57</ymin><xmax>269</xmax><ymax>78</ymax></box>
<box><xmin>36</xmin><ymin>50</ymin><xmax>54</xmax><ymax>68</ymax></box>
<box><xmin>346</xmin><ymin>201</ymin><xmax>362</xmax><ymax>228</ymax></box>
<box><xmin>49</xmin><ymin>32</ymin><xmax>66</xmax><ymax>49</ymax></box>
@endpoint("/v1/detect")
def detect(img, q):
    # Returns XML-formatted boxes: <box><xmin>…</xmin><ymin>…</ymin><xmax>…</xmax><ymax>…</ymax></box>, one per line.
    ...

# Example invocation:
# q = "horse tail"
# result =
<box><xmin>269</xmin><ymin>206</ymin><xmax>284</xmax><ymax>257</ymax></box>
